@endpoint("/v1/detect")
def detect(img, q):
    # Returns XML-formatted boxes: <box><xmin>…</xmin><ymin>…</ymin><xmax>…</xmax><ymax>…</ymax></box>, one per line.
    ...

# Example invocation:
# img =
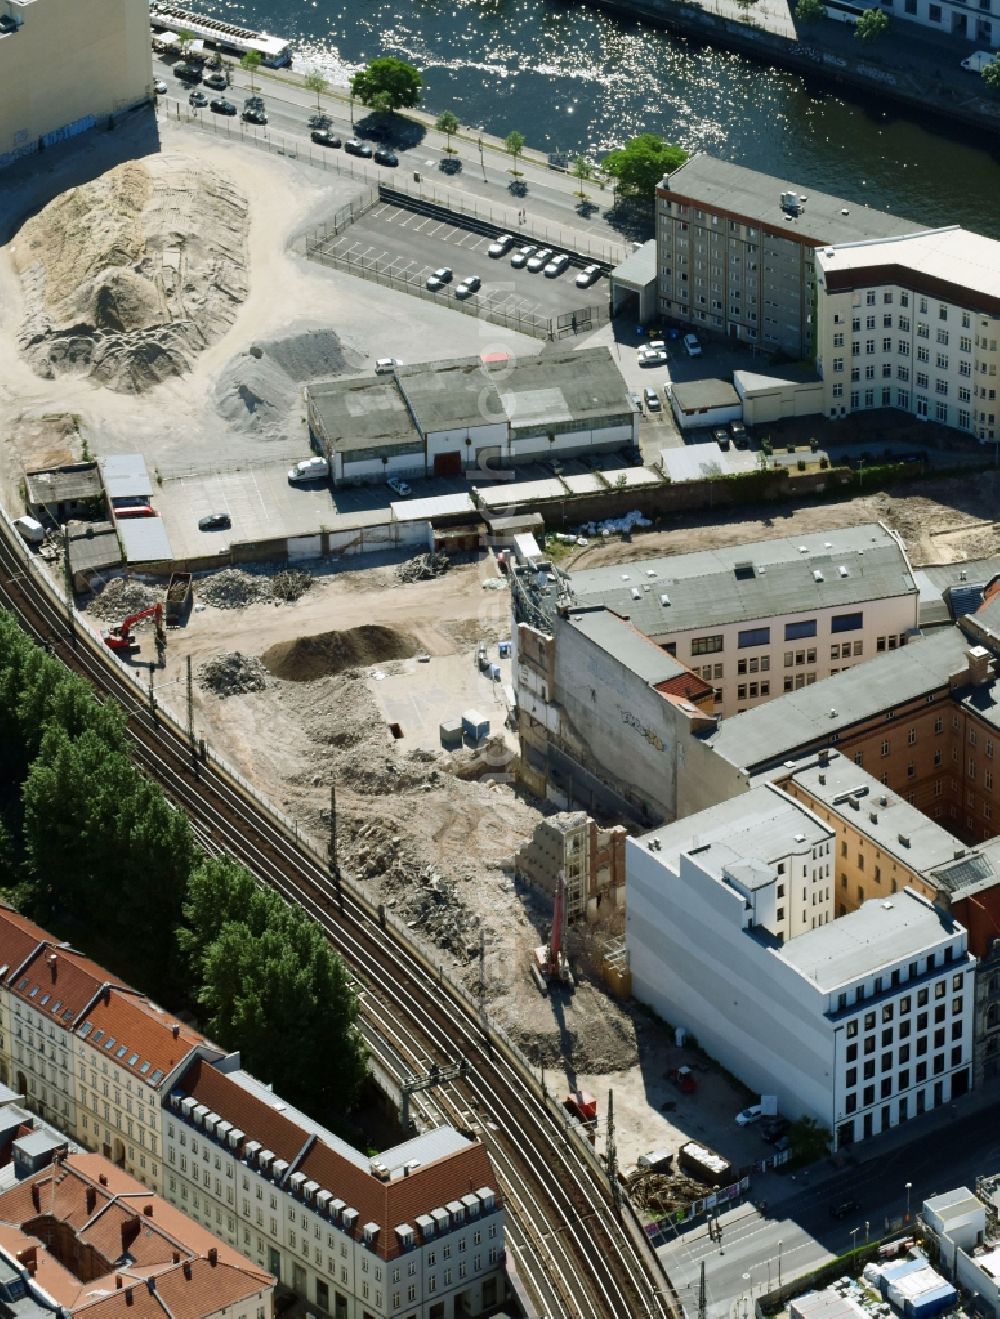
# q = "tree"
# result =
<box><xmin>571</xmin><ymin>155</ymin><xmax>594</xmax><ymax>200</ymax></box>
<box><xmin>854</xmin><ymin>8</ymin><xmax>888</xmax><ymax>39</ymax></box>
<box><xmin>350</xmin><ymin>57</ymin><xmax>421</xmax><ymax>115</ymax></box>
<box><xmin>504</xmin><ymin>130</ymin><xmax>526</xmax><ymax>176</ymax></box>
<box><xmin>435</xmin><ymin>110</ymin><xmax>460</xmax><ymax>155</ymax></box>
<box><xmin>982</xmin><ymin>57</ymin><xmax>1000</xmax><ymax>92</ymax></box>
<box><xmin>240</xmin><ymin>49</ymin><xmax>262</xmax><ymax>92</ymax></box>
<box><xmin>304</xmin><ymin>69</ymin><xmax>328</xmax><ymax>113</ymax></box>
<box><xmin>176</xmin><ymin>28</ymin><xmax>194</xmax><ymax>55</ymax></box>
<box><xmin>601</xmin><ymin>134</ymin><xmax>689</xmax><ymax>202</ymax></box>
<box><xmin>788</xmin><ymin>1115</ymin><xmax>830</xmax><ymax>1163</ymax></box>
<box><xmin>796</xmin><ymin>0</ymin><xmax>826</xmax><ymax>20</ymax></box>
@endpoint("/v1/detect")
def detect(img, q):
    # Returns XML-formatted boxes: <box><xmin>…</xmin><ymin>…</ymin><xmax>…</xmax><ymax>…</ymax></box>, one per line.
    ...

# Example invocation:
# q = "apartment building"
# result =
<box><xmin>816</xmin><ymin>227</ymin><xmax>1000</xmax><ymax>443</ymax></box>
<box><xmin>164</xmin><ymin>1057</ymin><xmax>505</xmax><ymax>1319</ymax></box>
<box><xmin>557</xmin><ymin>523</ymin><xmax>918</xmax><ymax>719</ymax></box>
<box><xmin>0</xmin><ymin>0</ymin><xmax>152</xmax><ymax>169</ymax></box>
<box><xmin>881</xmin><ymin>0</ymin><xmax>997</xmax><ymax>49</ymax></box>
<box><xmin>655</xmin><ymin>155</ymin><xmax>917</xmax><ymax>356</ymax></box>
<box><xmin>627</xmin><ymin>794</ymin><xmax>976</xmax><ymax>1146</ymax></box>
<box><xmin>0</xmin><ymin>1152</ymin><xmax>274</xmax><ymax>1319</ymax></box>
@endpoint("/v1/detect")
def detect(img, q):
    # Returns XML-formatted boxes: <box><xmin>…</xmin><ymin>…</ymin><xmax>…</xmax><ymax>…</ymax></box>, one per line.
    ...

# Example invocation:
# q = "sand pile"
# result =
<box><xmin>261</xmin><ymin>626</ymin><xmax>419</xmax><ymax>682</ymax></box>
<box><xmin>197</xmin><ymin>652</ymin><xmax>267</xmax><ymax>697</ymax></box>
<box><xmin>14</xmin><ymin>157</ymin><xmax>248</xmax><ymax>393</ymax></box>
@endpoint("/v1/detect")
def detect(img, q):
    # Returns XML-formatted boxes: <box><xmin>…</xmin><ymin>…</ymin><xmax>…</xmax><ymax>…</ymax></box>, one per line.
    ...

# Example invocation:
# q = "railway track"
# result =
<box><xmin>0</xmin><ymin>529</ymin><xmax>676</xmax><ymax>1319</ymax></box>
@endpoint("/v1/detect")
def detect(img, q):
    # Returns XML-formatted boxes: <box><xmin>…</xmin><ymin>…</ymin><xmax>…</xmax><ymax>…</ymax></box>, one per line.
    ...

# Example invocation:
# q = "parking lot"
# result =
<box><xmin>318</xmin><ymin>201</ymin><xmax>606</xmax><ymax>325</ymax></box>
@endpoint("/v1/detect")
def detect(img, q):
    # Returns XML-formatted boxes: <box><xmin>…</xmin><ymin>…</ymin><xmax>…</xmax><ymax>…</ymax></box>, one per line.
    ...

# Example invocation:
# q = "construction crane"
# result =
<box><xmin>531</xmin><ymin>873</ymin><xmax>573</xmax><ymax>992</ymax></box>
<box><xmin>103</xmin><ymin>603</ymin><xmax>166</xmax><ymax>658</ymax></box>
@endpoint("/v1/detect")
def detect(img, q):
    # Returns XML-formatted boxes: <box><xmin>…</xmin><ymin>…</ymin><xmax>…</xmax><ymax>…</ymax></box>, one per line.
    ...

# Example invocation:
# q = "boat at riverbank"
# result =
<box><xmin>148</xmin><ymin>2</ymin><xmax>292</xmax><ymax>66</ymax></box>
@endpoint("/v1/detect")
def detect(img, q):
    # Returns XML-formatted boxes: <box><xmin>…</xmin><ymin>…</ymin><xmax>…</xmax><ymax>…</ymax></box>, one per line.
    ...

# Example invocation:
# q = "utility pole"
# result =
<box><xmin>328</xmin><ymin>781</ymin><xmax>338</xmax><ymax>874</ymax></box>
<box><xmin>148</xmin><ymin>664</ymin><xmax>158</xmax><ymax>727</ymax></box>
<box><xmin>606</xmin><ymin>1088</ymin><xmax>622</xmax><ymax>1217</ymax></box>
<box><xmin>185</xmin><ymin>655</ymin><xmax>195</xmax><ymax>764</ymax></box>
<box><xmin>62</xmin><ymin>526</ymin><xmax>76</xmax><ymax>648</ymax></box>
<box><xmin>478</xmin><ymin>927</ymin><xmax>486</xmax><ymax>1023</ymax></box>
<box><xmin>697</xmin><ymin>1260</ymin><xmax>707</xmax><ymax>1319</ymax></box>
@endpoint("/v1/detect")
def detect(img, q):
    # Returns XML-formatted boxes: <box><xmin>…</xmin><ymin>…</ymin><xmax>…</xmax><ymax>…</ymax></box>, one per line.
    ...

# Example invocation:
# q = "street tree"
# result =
<box><xmin>240</xmin><ymin>49</ymin><xmax>262</xmax><ymax>91</ymax></box>
<box><xmin>571</xmin><ymin>154</ymin><xmax>594</xmax><ymax>200</ymax></box>
<box><xmin>787</xmin><ymin>1115</ymin><xmax>831</xmax><ymax>1163</ymax></box>
<box><xmin>601</xmin><ymin>134</ymin><xmax>688</xmax><ymax>202</ymax></box>
<box><xmin>982</xmin><ymin>57</ymin><xmax>1000</xmax><ymax>91</ymax></box>
<box><xmin>350</xmin><ymin>57</ymin><xmax>421</xmax><ymax>115</ymax></box>
<box><xmin>436</xmin><ymin>109</ymin><xmax>460</xmax><ymax>154</ymax></box>
<box><xmin>854</xmin><ymin>8</ymin><xmax>888</xmax><ymax>39</ymax></box>
<box><xmin>796</xmin><ymin>0</ymin><xmax>826</xmax><ymax>19</ymax></box>
<box><xmin>176</xmin><ymin>28</ymin><xmax>194</xmax><ymax>55</ymax></box>
<box><xmin>504</xmin><ymin>130</ymin><xmax>526</xmax><ymax>176</ymax></box>
<box><xmin>304</xmin><ymin>69</ymin><xmax>328</xmax><ymax>113</ymax></box>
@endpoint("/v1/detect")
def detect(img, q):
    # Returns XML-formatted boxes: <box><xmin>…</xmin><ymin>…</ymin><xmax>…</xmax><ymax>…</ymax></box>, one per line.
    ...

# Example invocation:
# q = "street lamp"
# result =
<box><xmin>905</xmin><ymin>1181</ymin><xmax>913</xmax><ymax>1222</ymax></box>
<box><xmin>850</xmin><ymin>1226</ymin><xmax>860</xmax><ymax>1251</ymax></box>
<box><xmin>478</xmin><ymin>133</ymin><xmax>485</xmax><ymax>181</ymax></box>
<box><xmin>778</xmin><ymin>1240</ymin><xmax>783</xmax><ymax>1290</ymax></box>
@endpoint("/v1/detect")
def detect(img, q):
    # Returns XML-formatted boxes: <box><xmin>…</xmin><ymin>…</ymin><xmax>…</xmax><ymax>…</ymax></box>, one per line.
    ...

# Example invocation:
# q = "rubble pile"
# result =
<box><xmin>89</xmin><ymin>578</ymin><xmax>161</xmax><ymax>621</ymax></box>
<box><xmin>396</xmin><ymin>552</ymin><xmax>450</xmax><ymax>584</ymax></box>
<box><xmin>197</xmin><ymin>651</ymin><xmax>267</xmax><ymax>698</ymax></box>
<box><xmin>199</xmin><ymin>569</ymin><xmax>273</xmax><ymax>610</ymax></box>
<box><xmin>270</xmin><ymin>569</ymin><xmax>313</xmax><ymax>602</ymax></box>
<box><xmin>626</xmin><ymin>1169</ymin><xmax>711</xmax><ymax>1215</ymax></box>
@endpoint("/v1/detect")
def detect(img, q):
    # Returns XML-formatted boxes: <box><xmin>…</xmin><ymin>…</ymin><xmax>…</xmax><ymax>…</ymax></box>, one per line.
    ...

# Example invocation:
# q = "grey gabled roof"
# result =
<box><xmin>566</xmin><ymin>523</ymin><xmax>915</xmax><ymax>638</ymax></box>
<box><xmin>707</xmin><ymin>626</ymin><xmax>971</xmax><ymax>773</ymax></box>
<box><xmin>565</xmin><ymin>608</ymin><xmax>690</xmax><ymax>686</ymax></box>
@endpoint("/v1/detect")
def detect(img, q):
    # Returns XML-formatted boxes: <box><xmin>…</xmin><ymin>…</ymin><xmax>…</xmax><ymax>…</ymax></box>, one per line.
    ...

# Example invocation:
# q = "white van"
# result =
<box><xmin>961</xmin><ymin>50</ymin><xmax>997</xmax><ymax>72</ymax></box>
<box><xmin>287</xmin><ymin>457</ymin><xmax>329</xmax><ymax>484</ymax></box>
<box><xmin>13</xmin><ymin>516</ymin><xmax>44</xmax><ymax>545</ymax></box>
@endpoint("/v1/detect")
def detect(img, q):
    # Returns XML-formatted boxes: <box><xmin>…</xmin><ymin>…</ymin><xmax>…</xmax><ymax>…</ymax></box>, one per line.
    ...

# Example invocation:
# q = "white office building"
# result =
<box><xmin>627</xmin><ymin>788</ymin><xmax>976</xmax><ymax>1147</ymax></box>
<box><xmin>816</xmin><ymin>227</ymin><xmax>1000</xmax><ymax>444</ymax></box>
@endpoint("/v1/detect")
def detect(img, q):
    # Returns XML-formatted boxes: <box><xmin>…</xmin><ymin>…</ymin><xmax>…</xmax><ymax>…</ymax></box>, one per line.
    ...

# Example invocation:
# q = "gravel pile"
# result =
<box><xmin>199</xmin><ymin>569</ymin><xmax>273</xmax><ymax>610</ymax></box>
<box><xmin>396</xmin><ymin>552</ymin><xmax>450</xmax><ymax>584</ymax></box>
<box><xmin>271</xmin><ymin>569</ymin><xmax>313</xmax><ymax>603</ymax></box>
<box><xmin>197</xmin><ymin>651</ymin><xmax>267</xmax><ymax>698</ymax></box>
<box><xmin>89</xmin><ymin>578</ymin><xmax>161</xmax><ymax>621</ymax></box>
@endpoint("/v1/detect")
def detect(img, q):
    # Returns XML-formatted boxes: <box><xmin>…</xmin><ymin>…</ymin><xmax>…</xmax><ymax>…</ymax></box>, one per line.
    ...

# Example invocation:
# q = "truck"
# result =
<box><xmin>678</xmin><ymin>1140</ymin><xmax>734</xmax><ymax>1187</ymax></box>
<box><xmin>961</xmin><ymin>50</ymin><xmax>998</xmax><ymax>72</ymax></box>
<box><xmin>667</xmin><ymin>1065</ymin><xmax>697</xmax><ymax>1093</ymax></box>
<box><xmin>165</xmin><ymin>572</ymin><xmax>193</xmax><ymax>627</ymax></box>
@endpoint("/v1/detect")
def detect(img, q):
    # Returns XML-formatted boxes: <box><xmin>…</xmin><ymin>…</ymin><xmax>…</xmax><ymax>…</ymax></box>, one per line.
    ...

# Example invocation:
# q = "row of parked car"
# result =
<box><xmin>309</xmin><ymin>115</ymin><xmax>399</xmax><ymax>165</ymax></box>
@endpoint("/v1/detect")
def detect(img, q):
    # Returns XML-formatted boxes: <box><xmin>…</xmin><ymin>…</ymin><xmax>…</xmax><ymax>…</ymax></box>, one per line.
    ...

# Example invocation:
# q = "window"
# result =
<box><xmin>784</xmin><ymin>619</ymin><xmax>818</xmax><ymax>641</ymax></box>
<box><xmin>832</xmin><ymin>612</ymin><xmax>864</xmax><ymax>633</ymax></box>
<box><xmin>692</xmin><ymin>634</ymin><xmax>724</xmax><ymax>656</ymax></box>
<box><xmin>738</xmin><ymin>627</ymin><xmax>770</xmax><ymax>649</ymax></box>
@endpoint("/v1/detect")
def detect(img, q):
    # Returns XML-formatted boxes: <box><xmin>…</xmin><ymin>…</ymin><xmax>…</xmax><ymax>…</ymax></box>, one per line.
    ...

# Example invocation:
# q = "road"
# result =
<box><xmin>660</xmin><ymin>1099</ymin><xmax>1000</xmax><ymax>1317</ymax></box>
<box><xmin>153</xmin><ymin>53</ymin><xmax>630</xmax><ymax>264</ymax></box>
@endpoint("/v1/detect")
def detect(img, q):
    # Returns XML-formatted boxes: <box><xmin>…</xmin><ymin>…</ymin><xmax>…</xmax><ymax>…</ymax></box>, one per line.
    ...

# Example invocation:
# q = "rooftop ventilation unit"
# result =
<box><xmin>630</xmin><ymin>587</ymin><xmax>641</xmax><ymax>600</ymax></box>
<box><xmin>898</xmin><ymin>834</ymin><xmax>911</xmax><ymax>848</ymax></box>
<box><xmin>780</xmin><ymin>190</ymin><xmax>803</xmax><ymax>215</ymax></box>
<box><xmin>839</xmin><ymin>565</ymin><xmax>849</xmax><ymax>577</ymax></box>
<box><xmin>829</xmin><ymin>709</ymin><xmax>838</xmax><ymax>718</ymax></box>
<box><xmin>734</xmin><ymin>560</ymin><xmax>755</xmax><ymax>580</ymax></box>
<box><xmin>813</xmin><ymin>569</ymin><xmax>824</xmax><ymax>583</ymax></box>
<box><xmin>660</xmin><ymin>594</ymin><xmax>670</xmax><ymax>606</ymax></box>
<box><xmin>645</xmin><ymin>569</ymin><xmax>657</xmax><ymax>578</ymax></box>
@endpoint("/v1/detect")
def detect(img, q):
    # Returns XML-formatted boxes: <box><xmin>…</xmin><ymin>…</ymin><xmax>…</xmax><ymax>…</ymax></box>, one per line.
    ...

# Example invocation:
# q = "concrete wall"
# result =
<box><xmin>509</xmin><ymin>421</ymin><xmax>637</xmax><ymax>460</ymax></box>
<box><xmin>738</xmin><ymin>378</ymin><xmax>825</xmax><ymax>426</ymax></box>
<box><xmin>0</xmin><ymin>0</ymin><xmax>152</xmax><ymax>166</ymax></box>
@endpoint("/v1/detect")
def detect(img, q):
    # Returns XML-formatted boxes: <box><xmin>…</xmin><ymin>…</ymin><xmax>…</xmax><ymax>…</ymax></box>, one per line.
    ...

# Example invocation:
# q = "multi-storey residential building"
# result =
<box><xmin>0</xmin><ymin>911</ymin><xmax>505</xmax><ymax>1319</ymax></box>
<box><xmin>0</xmin><ymin>0</ymin><xmax>153</xmax><ymax>171</ymax></box>
<box><xmin>0</xmin><ymin>1152</ymin><xmax>274</xmax><ymax>1319</ymax></box>
<box><xmin>627</xmin><ymin>795</ymin><xmax>976</xmax><ymax>1147</ymax></box>
<box><xmin>655</xmin><ymin>155</ymin><xmax>918</xmax><ymax>356</ymax></box>
<box><xmin>164</xmin><ymin>1057</ymin><xmax>505</xmax><ymax>1319</ymax></box>
<box><xmin>816</xmin><ymin>227</ymin><xmax>1000</xmax><ymax>443</ymax></box>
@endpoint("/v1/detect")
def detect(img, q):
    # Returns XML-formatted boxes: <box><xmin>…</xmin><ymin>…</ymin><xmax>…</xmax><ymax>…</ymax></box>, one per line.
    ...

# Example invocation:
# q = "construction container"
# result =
<box><xmin>439</xmin><ymin>718</ymin><xmax>463</xmax><ymax>751</ymax></box>
<box><xmin>678</xmin><ymin>1141</ymin><xmax>733</xmax><ymax>1187</ymax></box>
<box><xmin>165</xmin><ymin>572</ymin><xmax>193</xmax><ymax>626</ymax></box>
<box><xmin>488</xmin><ymin>663</ymin><xmax>501</xmax><ymax>681</ymax></box>
<box><xmin>498</xmin><ymin>640</ymin><xmax>512</xmax><ymax>658</ymax></box>
<box><xmin>637</xmin><ymin>1149</ymin><xmax>673</xmax><ymax>1174</ymax></box>
<box><xmin>462</xmin><ymin>709</ymin><xmax>490</xmax><ymax>743</ymax></box>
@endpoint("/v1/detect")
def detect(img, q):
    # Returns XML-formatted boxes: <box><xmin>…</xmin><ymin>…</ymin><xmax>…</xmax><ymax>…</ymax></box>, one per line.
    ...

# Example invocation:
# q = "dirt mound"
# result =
<box><xmin>14</xmin><ymin>156</ymin><xmax>248</xmax><ymax>393</ymax></box>
<box><xmin>262</xmin><ymin>626</ymin><xmax>419</xmax><ymax>682</ymax></box>
<box><xmin>197</xmin><ymin>652</ymin><xmax>267</xmax><ymax>698</ymax></box>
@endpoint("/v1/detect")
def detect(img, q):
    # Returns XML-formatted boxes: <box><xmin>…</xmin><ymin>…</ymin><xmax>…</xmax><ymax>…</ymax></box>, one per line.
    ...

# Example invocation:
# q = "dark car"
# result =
<box><xmin>308</xmin><ymin>112</ymin><xmax>332</xmax><ymax>129</ymax></box>
<box><xmin>242</xmin><ymin>107</ymin><xmax>268</xmax><ymax>125</ymax></box>
<box><xmin>210</xmin><ymin>98</ymin><xmax>237</xmax><ymax>116</ymax></box>
<box><xmin>462</xmin><ymin>274</ymin><xmax>482</xmax><ymax>293</ymax></box>
<box><xmin>829</xmin><ymin>1199</ymin><xmax>861</xmax><ymax>1221</ymax></box>
<box><xmin>311</xmin><ymin>129</ymin><xmax>342</xmax><ymax>147</ymax></box>
<box><xmin>730</xmin><ymin>420</ymin><xmax>749</xmax><ymax>448</ymax></box>
<box><xmin>712</xmin><ymin>427</ymin><xmax>731</xmax><ymax>451</ymax></box>
<box><xmin>204</xmin><ymin>71</ymin><xmax>228</xmax><ymax>90</ymax></box>
<box><xmin>197</xmin><ymin>513</ymin><xmax>231</xmax><ymax>531</ymax></box>
<box><xmin>374</xmin><ymin>146</ymin><xmax>399</xmax><ymax>166</ymax></box>
<box><xmin>188</xmin><ymin>89</ymin><xmax>208</xmax><ymax>108</ymax></box>
<box><xmin>173</xmin><ymin>63</ymin><xmax>202</xmax><ymax>83</ymax></box>
<box><xmin>344</xmin><ymin>139</ymin><xmax>373</xmax><ymax>158</ymax></box>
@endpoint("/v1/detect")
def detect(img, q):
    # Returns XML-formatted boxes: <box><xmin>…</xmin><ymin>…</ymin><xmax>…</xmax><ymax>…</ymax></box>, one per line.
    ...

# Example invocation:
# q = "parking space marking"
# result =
<box><xmin>369</xmin><ymin>203</ymin><xmax>389</xmax><ymax>219</ymax></box>
<box><xmin>425</xmin><ymin>220</ymin><xmax>445</xmax><ymax>237</ymax></box>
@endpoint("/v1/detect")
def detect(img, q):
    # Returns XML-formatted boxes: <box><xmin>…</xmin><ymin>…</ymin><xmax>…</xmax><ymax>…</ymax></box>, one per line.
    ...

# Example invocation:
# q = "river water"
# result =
<box><xmin>201</xmin><ymin>0</ymin><xmax>1000</xmax><ymax>233</ymax></box>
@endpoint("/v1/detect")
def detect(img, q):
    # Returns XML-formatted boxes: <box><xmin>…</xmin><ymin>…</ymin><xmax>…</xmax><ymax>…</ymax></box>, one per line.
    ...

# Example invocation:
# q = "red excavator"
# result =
<box><xmin>103</xmin><ymin>603</ymin><xmax>166</xmax><ymax>657</ymax></box>
<box><xmin>532</xmin><ymin>873</ymin><xmax>573</xmax><ymax>990</ymax></box>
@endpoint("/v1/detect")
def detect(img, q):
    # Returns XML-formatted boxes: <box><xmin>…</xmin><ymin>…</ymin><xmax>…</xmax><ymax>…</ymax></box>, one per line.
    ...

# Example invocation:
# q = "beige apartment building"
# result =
<box><xmin>0</xmin><ymin>0</ymin><xmax>152</xmax><ymax>168</ymax></box>
<box><xmin>816</xmin><ymin>227</ymin><xmax>1000</xmax><ymax>444</ymax></box>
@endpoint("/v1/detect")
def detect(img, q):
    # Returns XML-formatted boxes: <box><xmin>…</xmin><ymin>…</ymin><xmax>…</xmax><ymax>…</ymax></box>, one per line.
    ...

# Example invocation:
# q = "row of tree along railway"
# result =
<box><xmin>0</xmin><ymin>515</ymin><xmax>678</xmax><ymax>1319</ymax></box>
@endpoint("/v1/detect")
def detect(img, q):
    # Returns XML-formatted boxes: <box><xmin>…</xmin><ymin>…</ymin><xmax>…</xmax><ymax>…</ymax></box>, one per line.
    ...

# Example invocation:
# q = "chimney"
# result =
<box><xmin>208</xmin><ymin>1248</ymin><xmax>218</xmax><ymax>1267</ymax></box>
<box><xmin>116</xmin><ymin>1277</ymin><xmax>123</xmax><ymax>1291</ymax></box>
<box><xmin>48</xmin><ymin>953</ymin><xmax>57</xmax><ymax>981</ymax></box>
<box><xmin>125</xmin><ymin>1288</ymin><xmax>134</xmax><ymax>1308</ymax></box>
<box><xmin>818</xmin><ymin>749</ymin><xmax>830</xmax><ymax>767</ymax></box>
<box><xmin>182</xmin><ymin>1262</ymin><xmax>192</xmax><ymax>1281</ymax></box>
<box><xmin>19</xmin><ymin>1248</ymin><xmax>36</xmax><ymax>1277</ymax></box>
<box><xmin>30</xmin><ymin>1184</ymin><xmax>40</xmax><ymax>1212</ymax></box>
<box><xmin>172</xmin><ymin>1252</ymin><xmax>180</xmax><ymax>1265</ymax></box>
<box><xmin>171</xmin><ymin>1024</ymin><xmax>180</xmax><ymax>1039</ymax></box>
<box><xmin>968</xmin><ymin>646</ymin><xmax>991</xmax><ymax>687</ymax></box>
<box><xmin>86</xmin><ymin>1187</ymin><xmax>96</xmax><ymax>1215</ymax></box>
<box><xmin>121</xmin><ymin>1219</ymin><xmax>140</xmax><ymax>1255</ymax></box>
<box><xmin>99</xmin><ymin>1174</ymin><xmax>108</xmax><ymax>1187</ymax></box>
<box><xmin>143</xmin><ymin>1204</ymin><xmax>153</xmax><ymax>1218</ymax></box>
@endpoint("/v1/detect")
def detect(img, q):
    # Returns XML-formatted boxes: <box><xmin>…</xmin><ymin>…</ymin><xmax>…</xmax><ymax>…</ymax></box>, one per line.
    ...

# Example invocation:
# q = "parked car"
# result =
<box><xmin>154</xmin><ymin>79</ymin><xmax>168</xmax><ymax>95</ymax></box>
<box><xmin>510</xmin><ymin>245</ymin><xmax>536</xmax><ymax>269</ymax></box>
<box><xmin>576</xmin><ymin>262</ymin><xmax>601</xmax><ymax>288</ymax></box>
<box><xmin>242</xmin><ymin>107</ymin><xmax>268</xmax><ymax>125</ymax></box>
<box><xmin>345</xmin><ymin>139</ymin><xmax>373</xmax><ymax>158</ymax></box>
<box><xmin>188</xmin><ymin>89</ymin><xmax>208</xmax><ymax>107</ymax></box>
<box><xmin>712</xmin><ymin>427</ymin><xmax>731</xmax><ymax>451</ymax></box>
<box><xmin>628</xmin><ymin>391</ymin><xmax>643</xmax><ymax>412</ymax></box>
<box><xmin>455</xmin><ymin>281</ymin><xmax>477</xmax><ymax>299</ymax></box>
<box><xmin>210</xmin><ymin>98</ymin><xmax>237</xmax><ymax>116</ymax></box>
<box><xmin>374</xmin><ymin>146</ymin><xmax>399</xmax><ymax>166</ymax></box>
<box><xmin>735</xmin><ymin>1104</ymin><xmax>763</xmax><ymax>1126</ymax></box>
<box><xmin>638</xmin><ymin>346</ymin><xmax>668</xmax><ymax>367</ymax></box>
<box><xmin>829</xmin><ymin>1199</ymin><xmax>861</xmax><ymax>1221</ymax></box>
<box><xmin>683</xmin><ymin>333</ymin><xmax>703</xmax><ymax>357</ymax></box>
<box><xmin>386</xmin><ymin>476</ymin><xmax>411</xmax><ymax>497</ymax></box>
<box><xmin>462</xmin><ymin>274</ymin><xmax>482</xmax><ymax>292</ymax></box>
<box><xmin>761</xmin><ymin>1116</ymin><xmax>790</xmax><ymax>1141</ymax></box>
<box><xmin>288</xmin><ymin>456</ymin><xmax>330</xmax><ymax>483</ymax></box>
<box><xmin>173</xmin><ymin>63</ymin><xmax>202</xmax><ymax>83</ymax></box>
<box><xmin>311</xmin><ymin>130</ymin><xmax>342</xmax><ymax>148</ymax></box>
<box><xmin>488</xmin><ymin>233</ymin><xmax>515</xmax><ymax>257</ymax></box>
<box><xmin>425</xmin><ymin>269</ymin><xmax>451</xmax><ymax>291</ymax></box>
<box><xmin>375</xmin><ymin>357</ymin><xmax>403</xmax><ymax>374</ymax></box>
<box><xmin>544</xmin><ymin>253</ymin><xmax>570</xmax><ymax>278</ymax></box>
<box><xmin>204</xmin><ymin>71</ymin><xmax>228</xmax><ymax>90</ymax></box>
<box><xmin>197</xmin><ymin>512</ymin><xmax>231</xmax><ymax>531</ymax></box>
<box><xmin>643</xmin><ymin>387</ymin><xmax>661</xmax><ymax>412</ymax></box>
<box><xmin>730</xmin><ymin>419</ymin><xmax>749</xmax><ymax>448</ymax></box>
<box><xmin>526</xmin><ymin>248</ymin><xmax>553</xmax><ymax>273</ymax></box>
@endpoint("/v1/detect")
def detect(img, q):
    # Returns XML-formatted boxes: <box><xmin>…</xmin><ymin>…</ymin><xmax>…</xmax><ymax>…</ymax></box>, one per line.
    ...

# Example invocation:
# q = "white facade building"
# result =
<box><xmin>627</xmin><ymin>788</ymin><xmax>976</xmax><ymax>1147</ymax></box>
<box><xmin>816</xmin><ymin>227</ymin><xmax>1000</xmax><ymax>444</ymax></box>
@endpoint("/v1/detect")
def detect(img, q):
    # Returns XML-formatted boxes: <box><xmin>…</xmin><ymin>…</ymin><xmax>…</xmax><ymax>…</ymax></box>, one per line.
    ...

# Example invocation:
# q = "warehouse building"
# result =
<box><xmin>0</xmin><ymin>0</ymin><xmax>152</xmax><ymax>170</ymax></box>
<box><xmin>305</xmin><ymin>348</ymin><xmax>637</xmax><ymax>485</ymax></box>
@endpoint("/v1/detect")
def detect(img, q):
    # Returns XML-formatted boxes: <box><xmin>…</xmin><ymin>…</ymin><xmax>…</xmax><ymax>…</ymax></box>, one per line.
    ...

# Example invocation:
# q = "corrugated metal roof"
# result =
<box><xmin>100</xmin><ymin>454</ymin><xmax>153</xmax><ymax>501</ymax></box>
<box><xmin>119</xmin><ymin>518</ymin><xmax>172</xmax><ymax>564</ymax></box>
